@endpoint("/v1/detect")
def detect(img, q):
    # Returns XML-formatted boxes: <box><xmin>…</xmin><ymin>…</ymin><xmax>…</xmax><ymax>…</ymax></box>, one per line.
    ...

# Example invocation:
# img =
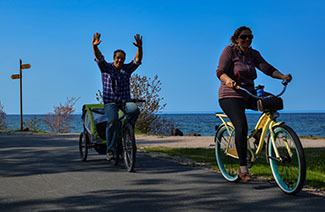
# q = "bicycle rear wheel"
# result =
<box><xmin>79</xmin><ymin>132</ymin><xmax>88</xmax><ymax>161</ymax></box>
<box><xmin>268</xmin><ymin>124</ymin><xmax>306</xmax><ymax>194</ymax></box>
<box><xmin>215</xmin><ymin>124</ymin><xmax>240</xmax><ymax>182</ymax></box>
<box><xmin>122</xmin><ymin>123</ymin><xmax>136</xmax><ymax>172</ymax></box>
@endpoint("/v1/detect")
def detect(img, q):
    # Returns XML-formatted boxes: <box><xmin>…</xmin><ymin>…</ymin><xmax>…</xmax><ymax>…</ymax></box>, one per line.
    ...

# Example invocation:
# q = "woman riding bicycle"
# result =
<box><xmin>216</xmin><ymin>26</ymin><xmax>292</xmax><ymax>182</ymax></box>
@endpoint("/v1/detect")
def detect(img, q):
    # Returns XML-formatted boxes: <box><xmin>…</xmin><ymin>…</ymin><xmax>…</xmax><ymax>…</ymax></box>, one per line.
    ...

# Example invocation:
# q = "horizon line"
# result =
<box><xmin>5</xmin><ymin>109</ymin><xmax>325</xmax><ymax>115</ymax></box>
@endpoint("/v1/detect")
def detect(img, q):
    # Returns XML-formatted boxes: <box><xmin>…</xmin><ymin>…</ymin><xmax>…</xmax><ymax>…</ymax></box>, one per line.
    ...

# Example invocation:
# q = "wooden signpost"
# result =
<box><xmin>11</xmin><ymin>59</ymin><xmax>31</xmax><ymax>130</ymax></box>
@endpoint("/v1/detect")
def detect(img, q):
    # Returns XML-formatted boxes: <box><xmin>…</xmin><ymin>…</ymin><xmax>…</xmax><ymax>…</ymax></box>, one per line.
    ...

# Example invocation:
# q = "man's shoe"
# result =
<box><xmin>106</xmin><ymin>151</ymin><xmax>114</xmax><ymax>161</ymax></box>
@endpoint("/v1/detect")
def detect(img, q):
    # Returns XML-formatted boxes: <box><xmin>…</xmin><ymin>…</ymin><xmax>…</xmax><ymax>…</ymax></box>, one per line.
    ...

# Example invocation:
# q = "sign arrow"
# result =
<box><xmin>11</xmin><ymin>74</ymin><xmax>21</xmax><ymax>79</ymax></box>
<box><xmin>21</xmin><ymin>64</ymin><xmax>31</xmax><ymax>69</ymax></box>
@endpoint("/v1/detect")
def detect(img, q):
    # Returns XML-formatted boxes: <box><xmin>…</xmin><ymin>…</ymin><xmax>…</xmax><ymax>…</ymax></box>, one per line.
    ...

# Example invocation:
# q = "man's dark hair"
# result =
<box><xmin>114</xmin><ymin>49</ymin><xmax>126</xmax><ymax>58</ymax></box>
<box><xmin>231</xmin><ymin>26</ymin><xmax>252</xmax><ymax>44</ymax></box>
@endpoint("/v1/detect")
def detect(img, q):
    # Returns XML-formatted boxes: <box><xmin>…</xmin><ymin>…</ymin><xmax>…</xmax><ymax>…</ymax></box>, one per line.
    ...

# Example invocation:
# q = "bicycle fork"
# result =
<box><xmin>268</xmin><ymin>122</ymin><xmax>293</xmax><ymax>163</ymax></box>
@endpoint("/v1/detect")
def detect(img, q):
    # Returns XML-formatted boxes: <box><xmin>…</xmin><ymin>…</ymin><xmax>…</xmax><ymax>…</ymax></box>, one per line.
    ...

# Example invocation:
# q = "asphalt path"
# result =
<box><xmin>0</xmin><ymin>134</ymin><xmax>324</xmax><ymax>212</ymax></box>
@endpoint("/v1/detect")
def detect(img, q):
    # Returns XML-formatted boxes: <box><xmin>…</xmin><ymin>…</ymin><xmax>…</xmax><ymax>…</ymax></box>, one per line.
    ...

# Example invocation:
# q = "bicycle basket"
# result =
<box><xmin>257</xmin><ymin>96</ymin><xmax>283</xmax><ymax>112</ymax></box>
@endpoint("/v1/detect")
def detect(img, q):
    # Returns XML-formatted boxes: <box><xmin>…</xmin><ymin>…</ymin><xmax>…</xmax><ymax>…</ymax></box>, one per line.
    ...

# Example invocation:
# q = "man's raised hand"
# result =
<box><xmin>93</xmin><ymin>32</ymin><xmax>102</xmax><ymax>46</ymax></box>
<box><xmin>133</xmin><ymin>34</ymin><xmax>143</xmax><ymax>48</ymax></box>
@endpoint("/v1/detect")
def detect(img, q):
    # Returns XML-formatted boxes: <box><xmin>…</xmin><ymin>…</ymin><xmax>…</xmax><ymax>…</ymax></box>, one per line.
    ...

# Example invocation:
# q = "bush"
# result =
<box><xmin>130</xmin><ymin>74</ymin><xmax>174</xmax><ymax>135</ymax></box>
<box><xmin>95</xmin><ymin>89</ymin><xmax>103</xmax><ymax>104</ymax></box>
<box><xmin>0</xmin><ymin>101</ymin><xmax>7</xmax><ymax>130</ymax></box>
<box><xmin>149</xmin><ymin>118</ymin><xmax>175</xmax><ymax>136</ymax></box>
<box><xmin>42</xmin><ymin>97</ymin><xmax>80</xmax><ymax>133</ymax></box>
<box><xmin>24</xmin><ymin>116</ymin><xmax>42</xmax><ymax>132</ymax></box>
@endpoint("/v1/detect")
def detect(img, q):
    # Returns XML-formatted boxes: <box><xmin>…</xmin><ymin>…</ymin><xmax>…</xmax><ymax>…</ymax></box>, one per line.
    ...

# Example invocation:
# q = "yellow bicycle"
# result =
<box><xmin>215</xmin><ymin>81</ymin><xmax>306</xmax><ymax>194</ymax></box>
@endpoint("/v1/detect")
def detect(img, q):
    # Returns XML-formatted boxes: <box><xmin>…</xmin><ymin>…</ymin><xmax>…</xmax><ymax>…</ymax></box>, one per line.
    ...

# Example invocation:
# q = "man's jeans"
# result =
<box><xmin>104</xmin><ymin>102</ymin><xmax>140</xmax><ymax>153</ymax></box>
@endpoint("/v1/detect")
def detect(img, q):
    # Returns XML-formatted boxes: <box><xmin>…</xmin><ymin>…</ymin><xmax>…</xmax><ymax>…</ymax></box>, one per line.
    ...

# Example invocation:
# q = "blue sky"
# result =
<box><xmin>1</xmin><ymin>0</ymin><xmax>324</xmax><ymax>114</ymax></box>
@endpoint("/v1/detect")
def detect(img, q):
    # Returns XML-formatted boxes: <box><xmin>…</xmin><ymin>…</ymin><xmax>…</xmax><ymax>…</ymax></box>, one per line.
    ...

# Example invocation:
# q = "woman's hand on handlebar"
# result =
<box><xmin>225</xmin><ymin>79</ymin><xmax>237</xmax><ymax>88</ymax></box>
<box><xmin>220</xmin><ymin>74</ymin><xmax>237</xmax><ymax>88</ymax></box>
<box><xmin>282</xmin><ymin>74</ymin><xmax>292</xmax><ymax>82</ymax></box>
<box><xmin>220</xmin><ymin>73</ymin><xmax>240</xmax><ymax>89</ymax></box>
<box><xmin>272</xmin><ymin>70</ymin><xmax>292</xmax><ymax>83</ymax></box>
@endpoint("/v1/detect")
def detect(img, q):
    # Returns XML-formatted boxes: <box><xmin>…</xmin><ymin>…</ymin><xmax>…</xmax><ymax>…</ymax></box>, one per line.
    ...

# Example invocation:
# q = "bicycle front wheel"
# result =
<box><xmin>112</xmin><ymin>144</ymin><xmax>120</xmax><ymax>166</ymax></box>
<box><xmin>215</xmin><ymin>124</ymin><xmax>240</xmax><ymax>182</ymax></box>
<box><xmin>79</xmin><ymin>132</ymin><xmax>88</xmax><ymax>161</ymax></box>
<box><xmin>268</xmin><ymin>124</ymin><xmax>306</xmax><ymax>194</ymax></box>
<box><xmin>122</xmin><ymin>123</ymin><xmax>136</xmax><ymax>172</ymax></box>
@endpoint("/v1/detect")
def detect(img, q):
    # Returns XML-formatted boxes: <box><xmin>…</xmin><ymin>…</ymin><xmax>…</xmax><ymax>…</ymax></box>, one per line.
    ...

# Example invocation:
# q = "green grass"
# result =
<box><xmin>142</xmin><ymin>147</ymin><xmax>325</xmax><ymax>189</ymax></box>
<box><xmin>0</xmin><ymin>129</ymin><xmax>49</xmax><ymax>134</ymax></box>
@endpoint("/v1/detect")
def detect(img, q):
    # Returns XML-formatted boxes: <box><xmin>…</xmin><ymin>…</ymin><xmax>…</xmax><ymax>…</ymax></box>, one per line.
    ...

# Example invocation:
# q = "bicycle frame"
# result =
<box><xmin>216</xmin><ymin>111</ymin><xmax>288</xmax><ymax>164</ymax></box>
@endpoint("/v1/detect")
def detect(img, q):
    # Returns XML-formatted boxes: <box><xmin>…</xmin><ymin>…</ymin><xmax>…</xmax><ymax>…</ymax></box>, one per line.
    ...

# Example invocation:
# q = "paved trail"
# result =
<box><xmin>0</xmin><ymin>134</ymin><xmax>324</xmax><ymax>212</ymax></box>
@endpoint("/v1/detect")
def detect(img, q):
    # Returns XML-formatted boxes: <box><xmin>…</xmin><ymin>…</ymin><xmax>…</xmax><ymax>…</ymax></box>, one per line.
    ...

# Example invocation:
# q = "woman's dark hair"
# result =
<box><xmin>113</xmin><ymin>49</ymin><xmax>126</xmax><ymax>58</ymax></box>
<box><xmin>231</xmin><ymin>26</ymin><xmax>252</xmax><ymax>44</ymax></box>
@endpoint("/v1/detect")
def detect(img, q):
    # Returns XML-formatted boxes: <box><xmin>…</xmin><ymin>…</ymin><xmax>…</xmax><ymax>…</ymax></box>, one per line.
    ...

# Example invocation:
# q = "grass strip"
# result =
<box><xmin>142</xmin><ymin>147</ymin><xmax>325</xmax><ymax>189</ymax></box>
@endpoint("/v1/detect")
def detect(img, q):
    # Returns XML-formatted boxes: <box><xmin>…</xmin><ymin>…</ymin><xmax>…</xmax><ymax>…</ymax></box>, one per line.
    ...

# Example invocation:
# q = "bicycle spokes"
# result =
<box><xmin>122</xmin><ymin>124</ymin><xmax>136</xmax><ymax>172</ymax></box>
<box><xmin>215</xmin><ymin>125</ymin><xmax>240</xmax><ymax>182</ymax></box>
<box><xmin>268</xmin><ymin>125</ymin><xmax>306</xmax><ymax>194</ymax></box>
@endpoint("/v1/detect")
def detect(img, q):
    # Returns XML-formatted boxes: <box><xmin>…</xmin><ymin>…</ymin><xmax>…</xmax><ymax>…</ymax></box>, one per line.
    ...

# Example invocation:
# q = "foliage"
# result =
<box><xmin>148</xmin><ymin>118</ymin><xmax>175</xmax><ymax>136</ymax></box>
<box><xmin>0</xmin><ymin>101</ymin><xmax>7</xmax><ymax>130</ymax></box>
<box><xmin>23</xmin><ymin>116</ymin><xmax>42</xmax><ymax>132</ymax></box>
<box><xmin>42</xmin><ymin>97</ymin><xmax>80</xmax><ymax>133</ymax></box>
<box><xmin>130</xmin><ymin>74</ymin><xmax>173</xmax><ymax>135</ymax></box>
<box><xmin>95</xmin><ymin>89</ymin><xmax>103</xmax><ymax>104</ymax></box>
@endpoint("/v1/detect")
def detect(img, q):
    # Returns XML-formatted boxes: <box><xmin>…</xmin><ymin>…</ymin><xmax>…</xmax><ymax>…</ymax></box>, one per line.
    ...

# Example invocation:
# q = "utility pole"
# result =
<box><xmin>11</xmin><ymin>59</ymin><xmax>31</xmax><ymax>130</ymax></box>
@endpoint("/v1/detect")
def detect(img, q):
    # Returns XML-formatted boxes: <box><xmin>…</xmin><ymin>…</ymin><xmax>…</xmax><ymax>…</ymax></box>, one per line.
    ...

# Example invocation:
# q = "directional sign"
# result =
<box><xmin>21</xmin><ymin>64</ymin><xmax>31</xmax><ymax>69</ymax></box>
<box><xmin>11</xmin><ymin>74</ymin><xmax>21</xmax><ymax>79</ymax></box>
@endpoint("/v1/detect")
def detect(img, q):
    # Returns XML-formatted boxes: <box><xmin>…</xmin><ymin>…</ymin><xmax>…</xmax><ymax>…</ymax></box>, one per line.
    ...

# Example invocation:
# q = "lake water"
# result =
<box><xmin>4</xmin><ymin>113</ymin><xmax>325</xmax><ymax>137</ymax></box>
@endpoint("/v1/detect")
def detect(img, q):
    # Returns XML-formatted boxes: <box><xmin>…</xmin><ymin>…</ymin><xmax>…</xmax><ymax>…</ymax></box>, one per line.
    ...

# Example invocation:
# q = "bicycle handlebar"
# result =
<box><xmin>237</xmin><ymin>80</ymin><xmax>288</xmax><ymax>99</ymax></box>
<box><xmin>110</xmin><ymin>99</ymin><xmax>145</xmax><ymax>104</ymax></box>
<box><xmin>124</xmin><ymin>99</ymin><xmax>145</xmax><ymax>103</ymax></box>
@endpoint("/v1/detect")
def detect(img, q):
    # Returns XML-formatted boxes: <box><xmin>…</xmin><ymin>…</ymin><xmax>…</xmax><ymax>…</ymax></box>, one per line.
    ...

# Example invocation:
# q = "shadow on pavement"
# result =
<box><xmin>0</xmin><ymin>134</ymin><xmax>324</xmax><ymax>212</ymax></box>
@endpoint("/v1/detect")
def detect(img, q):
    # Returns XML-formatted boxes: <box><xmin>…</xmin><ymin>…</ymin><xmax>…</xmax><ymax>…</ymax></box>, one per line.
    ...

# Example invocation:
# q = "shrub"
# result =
<box><xmin>0</xmin><ymin>101</ymin><xmax>7</xmax><ymax>130</ymax></box>
<box><xmin>95</xmin><ymin>89</ymin><xmax>103</xmax><ymax>104</ymax></box>
<box><xmin>24</xmin><ymin>116</ymin><xmax>42</xmax><ymax>132</ymax></box>
<box><xmin>130</xmin><ymin>74</ymin><xmax>174</xmax><ymax>135</ymax></box>
<box><xmin>42</xmin><ymin>97</ymin><xmax>80</xmax><ymax>133</ymax></box>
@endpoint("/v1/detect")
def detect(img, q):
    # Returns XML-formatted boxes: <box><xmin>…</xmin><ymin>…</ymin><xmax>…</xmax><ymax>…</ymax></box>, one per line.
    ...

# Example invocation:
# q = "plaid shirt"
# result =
<box><xmin>95</xmin><ymin>56</ymin><xmax>140</xmax><ymax>103</ymax></box>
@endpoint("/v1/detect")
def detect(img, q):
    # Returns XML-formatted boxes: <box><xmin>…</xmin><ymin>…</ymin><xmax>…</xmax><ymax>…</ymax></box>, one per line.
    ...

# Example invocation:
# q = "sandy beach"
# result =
<box><xmin>136</xmin><ymin>134</ymin><xmax>325</xmax><ymax>148</ymax></box>
<box><xmin>1</xmin><ymin>131</ymin><xmax>324</xmax><ymax>149</ymax></box>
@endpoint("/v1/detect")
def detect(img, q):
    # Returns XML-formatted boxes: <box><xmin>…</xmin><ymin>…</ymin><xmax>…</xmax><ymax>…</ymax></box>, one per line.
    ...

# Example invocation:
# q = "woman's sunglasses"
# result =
<box><xmin>239</xmin><ymin>34</ymin><xmax>254</xmax><ymax>40</ymax></box>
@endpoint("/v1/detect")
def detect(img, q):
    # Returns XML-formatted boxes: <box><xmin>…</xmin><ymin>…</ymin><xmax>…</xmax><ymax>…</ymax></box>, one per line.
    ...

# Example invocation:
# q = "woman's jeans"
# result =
<box><xmin>104</xmin><ymin>102</ymin><xmax>140</xmax><ymax>153</ymax></box>
<box><xmin>219</xmin><ymin>97</ymin><xmax>257</xmax><ymax>166</ymax></box>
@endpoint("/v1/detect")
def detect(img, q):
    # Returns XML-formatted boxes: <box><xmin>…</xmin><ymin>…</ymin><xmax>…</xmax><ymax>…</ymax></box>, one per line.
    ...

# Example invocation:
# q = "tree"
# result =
<box><xmin>95</xmin><ymin>89</ymin><xmax>103</xmax><ymax>104</ymax></box>
<box><xmin>130</xmin><ymin>74</ymin><xmax>167</xmax><ymax>133</ymax></box>
<box><xmin>130</xmin><ymin>74</ymin><xmax>174</xmax><ymax>135</ymax></box>
<box><xmin>0</xmin><ymin>101</ymin><xmax>7</xmax><ymax>130</ymax></box>
<box><xmin>42</xmin><ymin>97</ymin><xmax>80</xmax><ymax>133</ymax></box>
